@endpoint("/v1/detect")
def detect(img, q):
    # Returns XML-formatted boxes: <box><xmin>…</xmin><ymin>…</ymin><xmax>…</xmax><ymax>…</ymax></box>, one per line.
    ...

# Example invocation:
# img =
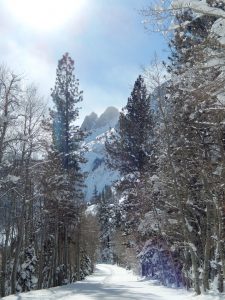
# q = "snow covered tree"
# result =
<box><xmin>0</xmin><ymin>79</ymin><xmax>46</xmax><ymax>297</ymax></box>
<box><xmin>16</xmin><ymin>244</ymin><xmax>38</xmax><ymax>293</ymax></box>
<box><xmin>106</xmin><ymin>75</ymin><xmax>155</xmax><ymax>176</ymax></box>
<box><xmin>51</xmin><ymin>52</ymin><xmax>85</xmax><ymax>171</ymax></box>
<box><xmin>142</xmin><ymin>0</ymin><xmax>225</xmax><ymax>294</ymax></box>
<box><xmin>167</xmin><ymin>3</ymin><xmax>225</xmax><ymax>293</ymax></box>
<box><xmin>79</xmin><ymin>251</ymin><xmax>92</xmax><ymax>280</ymax></box>
<box><xmin>97</xmin><ymin>186</ymin><xmax>117</xmax><ymax>263</ymax></box>
<box><xmin>106</xmin><ymin>75</ymin><xmax>157</xmax><ymax>237</ymax></box>
<box><xmin>36</xmin><ymin>53</ymin><xmax>87</xmax><ymax>288</ymax></box>
<box><xmin>50</xmin><ymin>53</ymin><xmax>86</xmax><ymax>245</ymax></box>
<box><xmin>91</xmin><ymin>185</ymin><xmax>100</xmax><ymax>204</ymax></box>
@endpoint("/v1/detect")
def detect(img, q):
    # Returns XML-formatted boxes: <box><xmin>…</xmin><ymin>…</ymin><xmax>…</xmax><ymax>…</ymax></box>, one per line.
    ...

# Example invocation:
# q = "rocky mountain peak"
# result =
<box><xmin>81</xmin><ymin>106</ymin><xmax>120</xmax><ymax>201</ymax></box>
<box><xmin>95</xmin><ymin>106</ymin><xmax>119</xmax><ymax>129</ymax></box>
<box><xmin>81</xmin><ymin>112</ymin><xmax>98</xmax><ymax>131</ymax></box>
<box><xmin>81</xmin><ymin>106</ymin><xmax>119</xmax><ymax>132</ymax></box>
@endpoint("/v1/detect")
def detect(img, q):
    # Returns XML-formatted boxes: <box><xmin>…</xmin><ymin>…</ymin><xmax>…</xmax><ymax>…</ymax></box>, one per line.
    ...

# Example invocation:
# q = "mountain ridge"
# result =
<box><xmin>81</xmin><ymin>106</ymin><xmax>120</xmax><ymax>201</ymax></box>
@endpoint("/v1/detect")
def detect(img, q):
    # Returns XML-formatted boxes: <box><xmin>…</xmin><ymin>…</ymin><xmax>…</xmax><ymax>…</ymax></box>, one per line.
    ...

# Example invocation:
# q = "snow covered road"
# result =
<box><xmin>2</xmin><ymin>264</ymin><xmax>223</xmax><ymax>300</ymax></box>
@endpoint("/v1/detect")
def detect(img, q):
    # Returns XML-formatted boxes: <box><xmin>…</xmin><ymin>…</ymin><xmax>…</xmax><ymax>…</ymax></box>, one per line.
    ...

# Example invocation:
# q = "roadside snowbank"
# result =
<box><xmin>3</xmin><ymin>264</ymin><xmax>225</xmax><ymax>300</ymax></box>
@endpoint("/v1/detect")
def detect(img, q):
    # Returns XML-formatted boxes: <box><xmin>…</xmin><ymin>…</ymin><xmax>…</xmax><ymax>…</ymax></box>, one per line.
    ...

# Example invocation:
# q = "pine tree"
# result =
<box><xmin>106</xmin><ymin>75</ymin><xmax>156</xmax><ymax>236</ymax></box>
<box><xmin>16</xmin><ymin>244</ymin><xmax>37</xmax><ymax>293</ymax></box>
<box><xmin>97</xmin><ymin>186</ymin><xmax>117</xmax><ymax>263</ymax></box>
<box><xmin>51</xmin><ymin>52</ymin><xmax>84</xmax><ymax>171</ymax></box>
<box><xmin>106</xmin><ymin>75</ymin><xmax>155</xmax><ymax>176</ymax></box>
<box><xmin>40</xmin><ymin>53</ymin><xmax>86</xmax><ymax>285</ymax></box>
<box><xmin>156</xmin><ymin>1</ymin><xmax>225</xmax><ymax>293</ymax></box>
<box><xmin>50</xmin><ymin>52</ymin><xmax>86</xmax><ymax>213</ymax></box>
<box><xmin>91</xmin><ymin>185</ymin><xmax>99</xmax><ymax>204</ymax></box>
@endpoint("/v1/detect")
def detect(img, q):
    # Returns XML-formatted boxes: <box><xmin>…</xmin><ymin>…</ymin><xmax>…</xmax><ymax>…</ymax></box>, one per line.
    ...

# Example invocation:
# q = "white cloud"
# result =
<box><xmin>1</xmin><ymin>36</ymin><xmax>55</xmax><ymax>101</ymax></box>
<box><xmin>2</xmin><ymin>0</ymin><xmax>89</xmax><ymax>33</ymax></box>
<box><xmin>0</xmin><ymin>0</ymin><xmax>164</xmax><ymax>126</ymax></box>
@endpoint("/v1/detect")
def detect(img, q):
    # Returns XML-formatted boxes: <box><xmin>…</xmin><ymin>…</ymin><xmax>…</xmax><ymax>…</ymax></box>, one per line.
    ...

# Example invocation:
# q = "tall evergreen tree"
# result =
<box><xmin>41</xmin><ymin>53</ymin><xmax>87</xmax><ymax>284</ymax></box>
<box><xmin>105</xmin><ymin>75</ymin><xmax>157</xmax><ymax>238</ymax></box>
<box><xmin>106</xmin><ymin>75</ymin><xmax>156</xmax><ymax>176</ymax></box>
<box><xmin>50</xmin><ymin>52</ymin><xmax>86</xmax><ymax>216</ymax></box>
<box><xmin>51</xmin><ymin>52</ymin><xmax>84</xmax><ymax>171</ymax></box>
<box><xmin>97</xmin><ymin>186</ymin><xmax>116</xmax><ymax>263</ymax></box>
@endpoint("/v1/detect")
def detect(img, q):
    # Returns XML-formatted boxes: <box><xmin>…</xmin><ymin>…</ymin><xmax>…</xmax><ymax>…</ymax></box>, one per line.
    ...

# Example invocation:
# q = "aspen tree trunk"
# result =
<box><xmin>217</xmin><ymin>140</ymin><xmax>225</xmax><ymax>288</ymax></box>
<box><xmin>64</xmin><ymin>225</ymin><xmax>69</xmax><ymax>280</ymax></box>
<box><xmin>76</xmin><ymin>222</ymin><xmax>81</xmax><ymax>281</ymax></box>
<box><xmin>53</xmin><ymin>219</ymin><xmax>59</xmax><ymax>287</ymax></box>
<box><xmin>0</xmin><ymin>79</ymin><xmax>13</xmax><ymax>164</ymax></box>
<box><xmin>0</xmin><ymin>226</ymin><xmax>10</xmax><ymax>297</ymax></box>
<box><xmin>216</xmin><ymin>202</ymin><xmax>225</xmax><ymax>293</ymax></box>
<box><xmin>11</xmin><ymin>160</ymin><xmax>30</xmax><ymax>293</ymax></box>
<box><xmin>202</xmin><ymin>202</ymin><xmax>211</xmax><ymax>292</ymax></box>
<box><xmin>37</xmin><ymin>219</ymin><xmax>46</xmax><ymax>289</ymax></box>
<box><xmin>157</xmin><ymin>88</ymin><xmax>201</xmax><ymax>294</ymax></box>
<box><xmin>11</xmin><ymin>209</ymin><xmax>24</xmax><ymax>294</ymax></box>
<box><xmin>190</xmin><ymin>248</ymin><xmax>201</xmax><ymax>295</ymax></box>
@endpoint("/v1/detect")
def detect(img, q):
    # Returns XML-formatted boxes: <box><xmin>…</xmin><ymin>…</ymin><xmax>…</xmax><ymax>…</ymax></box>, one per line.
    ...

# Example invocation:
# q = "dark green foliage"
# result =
<box><xmin>38</xmin><ymin>53</ymin><xmax>87</xmax><ymax>288</ymax></box>
<box><xmin>106</xmin><ymin>75</ymin><xmax>156</xmax><ymax>176</ymax></box>
<box><xmin>105</xmin><ymin>75</ymin><xmax>157</xmax><ymax>237</ymax></box>
<box><xmin>97</xmin><ymin>186</ymin><xmax>117</xmax><ymax>263</ymax></box>
<box><xmin>51</xmin><ymin>52</ymin><xmax>84</xmax><ymax>170</ymax></box>
<box><xmin>80</xmin><ymin>251</ymin><xmax>92</xmax><ymax>280</ymax></box>
<box><xmin>16</xmin><ymin>245</ymin><xmax>37</xmax><ymax>293</ymax></box>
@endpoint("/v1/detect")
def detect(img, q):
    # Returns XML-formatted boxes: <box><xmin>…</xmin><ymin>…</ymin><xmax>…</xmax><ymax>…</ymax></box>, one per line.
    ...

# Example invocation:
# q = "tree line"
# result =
<box><xmin>0</xmin><ymin>53</ymin><xmax>99</xmax><ymax>297</ymax></box>
<box><xmin>100</xmin><ymin>0</ymin><xmax>225</xmax><ymax>295</ymax></box>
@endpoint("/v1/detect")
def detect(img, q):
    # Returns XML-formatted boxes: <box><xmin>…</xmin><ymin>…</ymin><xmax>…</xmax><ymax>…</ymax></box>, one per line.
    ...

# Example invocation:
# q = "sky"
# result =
<box><xmin>0</xmin><ymin>0</ymin><xmax>168</xmax><ymax>124</ymax></box>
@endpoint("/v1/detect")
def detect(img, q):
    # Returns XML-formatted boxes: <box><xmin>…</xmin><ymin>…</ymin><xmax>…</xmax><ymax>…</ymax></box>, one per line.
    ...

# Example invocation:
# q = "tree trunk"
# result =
<box><xmin>76</xmin><ymin>223</ymin><xmax>81</xmax><ymax>281</ymax></box>
<box><xmin>202</xmin><ymin>202</ymin><xmax>211</xmax><ymax>292</ymax></box>
<box><xmin>11</xmin><ymin>216</ymin><xmax>24</xmax><ymax>294</ymax></box>
<box><xmin>190</xmin><ymin>248</ymin><xmax>201</xmax><ymax>295</ymax></box>
<box><xmin>0</xmin><ymin>227</ymin><xmax>10</xmax><ymax>297</ymax></box>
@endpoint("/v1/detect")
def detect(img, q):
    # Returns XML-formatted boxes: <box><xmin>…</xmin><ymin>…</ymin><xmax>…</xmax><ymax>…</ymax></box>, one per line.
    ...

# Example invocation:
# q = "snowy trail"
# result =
<box><xmin>2</xmin><ymin>264</ymin><xmax>223</xmax><ymax>300</ymax></box>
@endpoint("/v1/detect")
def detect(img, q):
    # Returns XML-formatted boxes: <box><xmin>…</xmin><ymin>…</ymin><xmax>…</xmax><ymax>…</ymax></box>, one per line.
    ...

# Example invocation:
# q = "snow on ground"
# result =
<box><xmin>85</xmin><ymin>204</ymin><xmax>98</xmax><ymax>216</ymax></box>
<box><xmin>3</xmin><ymin>264</ymin><xmax>225</xmax><ymax>300</ymax></box>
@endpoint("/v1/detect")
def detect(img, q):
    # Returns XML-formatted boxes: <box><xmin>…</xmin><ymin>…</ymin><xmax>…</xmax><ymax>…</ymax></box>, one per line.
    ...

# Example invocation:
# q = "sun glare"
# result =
<box><xmin>6</xmin><ymin>0</ymin><xmax>87</xmax><ymax>32</ymax></box>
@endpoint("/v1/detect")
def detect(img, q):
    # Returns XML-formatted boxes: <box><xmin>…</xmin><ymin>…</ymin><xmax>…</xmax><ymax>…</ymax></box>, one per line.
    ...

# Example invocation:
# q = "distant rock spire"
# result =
<box><xmin>95</xmin><ymin>107</ymin><xmax>119</xmax><ymax>129</ymax></box>
<box><xmin>81</xmin><ymin>106</ymin><xmax>119</xmax><ymax>131</ymax></box>
<box><xmin>81</xmin><ymin>112</ymin><xmax>98</xmax><ymax>131</ymax></box>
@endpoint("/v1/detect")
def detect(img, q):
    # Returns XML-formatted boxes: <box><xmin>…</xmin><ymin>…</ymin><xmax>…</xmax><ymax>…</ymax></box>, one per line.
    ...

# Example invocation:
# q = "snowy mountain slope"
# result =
<box><xmin>81</xmin><ymin>107</ymin><xmax>120</xmax><ymax>201</ymax></box>
<box><xmin>80</xmin><ymin>82</ymin><xmax>167</xmax><ymax>202</ymax></box>
<box><xmin>3</xmin><ymin>264</ymin><xmax>224</xmax><ymax>300</ymax></box>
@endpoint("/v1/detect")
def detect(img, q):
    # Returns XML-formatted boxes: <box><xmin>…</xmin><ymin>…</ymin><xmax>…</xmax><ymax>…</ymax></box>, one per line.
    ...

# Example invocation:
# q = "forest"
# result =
<box><xmin>1</xmin><ymin>0</ymin><xmax>225</xmax><ymax>297</ymax></box>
